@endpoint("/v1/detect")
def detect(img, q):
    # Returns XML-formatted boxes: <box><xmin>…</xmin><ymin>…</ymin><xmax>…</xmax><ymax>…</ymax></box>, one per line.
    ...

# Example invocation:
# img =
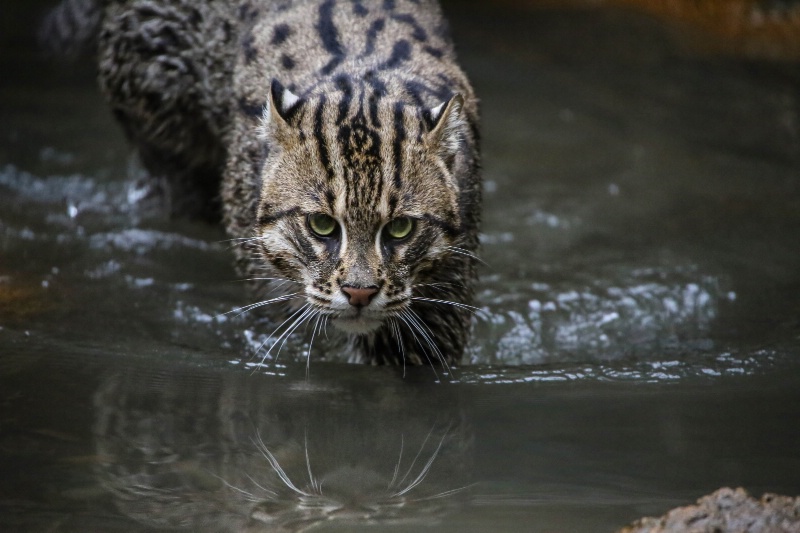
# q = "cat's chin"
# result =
<box><xmin>332</xmin><ymin>315</ymin><xmax>383</xmax><ymax>335</ymax></box>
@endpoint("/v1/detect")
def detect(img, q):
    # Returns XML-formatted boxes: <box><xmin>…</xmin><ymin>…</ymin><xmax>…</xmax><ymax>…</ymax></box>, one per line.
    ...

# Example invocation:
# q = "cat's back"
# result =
<box><xmin>235</xmin><ymin>0</ymin><xmax>467</xmax><ymax>94</ymax></box>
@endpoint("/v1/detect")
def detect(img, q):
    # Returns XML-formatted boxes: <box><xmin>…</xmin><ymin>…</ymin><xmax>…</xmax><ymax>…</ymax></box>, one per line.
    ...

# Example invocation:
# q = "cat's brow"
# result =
<box><xmin>258</xmin><ymin>207</ymin><xmax>301</xmax><ymax>226</ymax></box>
<box><xmin>421</xmin><ymin>214</ymin><xmax>459</xmax><ymax>237</ymax></box>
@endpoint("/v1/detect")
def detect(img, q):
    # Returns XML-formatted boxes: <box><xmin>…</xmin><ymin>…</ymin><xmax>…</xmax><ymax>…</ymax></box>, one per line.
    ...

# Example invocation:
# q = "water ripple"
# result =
<box><xmin>456</xmin><ymin>348</ymin><xmax>789</xmax><ymax>385</ymax></box>
<box><xmin>475</xmin><ymin>263</ymin><xmax>732</xmax><ymax>365</ymax></box>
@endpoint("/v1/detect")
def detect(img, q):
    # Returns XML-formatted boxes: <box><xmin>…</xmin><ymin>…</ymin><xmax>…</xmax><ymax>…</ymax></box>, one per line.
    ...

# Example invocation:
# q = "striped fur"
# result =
<box><xmin>223</xmin><ymin>0</ymin><xmax>481</xmax><ymax>365</ymax></box>
<box><xmin>85</xmin><ymin>0</ymin><xmax>481</xmax><ymax>365</ymax></box>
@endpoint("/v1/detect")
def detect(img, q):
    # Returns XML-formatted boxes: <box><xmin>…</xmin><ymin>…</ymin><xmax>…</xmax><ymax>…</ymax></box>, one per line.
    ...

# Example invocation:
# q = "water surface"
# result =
<box><xmin>1</xmin><ymin>1</ymin><xmax>799</xmax><ymax>531</ymax></box>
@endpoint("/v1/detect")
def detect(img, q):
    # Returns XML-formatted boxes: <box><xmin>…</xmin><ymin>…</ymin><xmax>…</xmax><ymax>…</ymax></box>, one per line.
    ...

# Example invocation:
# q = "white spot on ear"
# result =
<box><xmin>258</xmin><ymin>86</ymin><xmax>301</xmax><ymax>140</ymax></box>
<box><xmin>430</xmin><ymin>101</ymin><xmax>446</xmax><ymax>122</ymax></box>
<box><xmin>281</xmin><ymin>88</ymin><xmax>300</xmax><ymax>111</ymax></box>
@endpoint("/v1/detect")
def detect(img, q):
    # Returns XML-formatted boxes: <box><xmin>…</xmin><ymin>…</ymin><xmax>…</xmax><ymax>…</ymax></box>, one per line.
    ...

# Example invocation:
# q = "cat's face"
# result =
<box><xmin>254</xmin><ymin>84</ymin><xmax>465</xmax><ymax>335</ymax></box>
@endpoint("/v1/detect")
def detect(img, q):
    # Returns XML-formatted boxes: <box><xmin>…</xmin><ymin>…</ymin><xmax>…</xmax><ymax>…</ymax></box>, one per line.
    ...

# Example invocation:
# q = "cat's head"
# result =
<box><xmin>254</xmin><ymin>80</ymin><xmax>468</xmax><ymax>335</ymax></box>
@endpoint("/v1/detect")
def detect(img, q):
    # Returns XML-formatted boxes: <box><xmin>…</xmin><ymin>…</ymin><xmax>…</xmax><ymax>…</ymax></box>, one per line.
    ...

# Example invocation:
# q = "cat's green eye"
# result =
<box><xmin>385</xmin><ymin>217</ymin><xmax>414</xmax><ymax>240</ymax></box>
<box><xmin>308</xmin><ymin>213</ymin><xmax>337</xmax><ymax>237</ymax></box>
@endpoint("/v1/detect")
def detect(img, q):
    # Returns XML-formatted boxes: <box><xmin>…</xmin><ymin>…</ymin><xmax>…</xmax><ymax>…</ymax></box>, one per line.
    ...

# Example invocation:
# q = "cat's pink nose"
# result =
<box><xmin>341</xmin><ymin>286</ymin><xmax>378</xmax><ymax>307</ymax></box>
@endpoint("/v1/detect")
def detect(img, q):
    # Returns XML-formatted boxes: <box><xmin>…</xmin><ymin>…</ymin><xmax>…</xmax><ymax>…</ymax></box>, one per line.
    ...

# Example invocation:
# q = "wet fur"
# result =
<box><xmin>55</xmin><ymin>0</ymin><xmax>481</xmax><ymax>365</ymax></box>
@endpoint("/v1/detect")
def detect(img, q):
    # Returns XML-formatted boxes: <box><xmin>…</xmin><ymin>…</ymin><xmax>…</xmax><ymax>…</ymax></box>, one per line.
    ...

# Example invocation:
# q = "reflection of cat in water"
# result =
<box><xmin>243</xmin><ymin>426</ymin><xmax>459</xmax><ymax>530</ymax></box>
<box><xmin>92</xmin><ymin>368</ymin><xmax>472</xmax><ymax>531</ymax></box>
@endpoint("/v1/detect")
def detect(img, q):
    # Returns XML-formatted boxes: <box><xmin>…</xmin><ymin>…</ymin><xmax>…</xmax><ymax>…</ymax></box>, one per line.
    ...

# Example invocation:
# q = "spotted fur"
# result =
<box><xmin>68</xmin><ymin>0</ymin><xmax>481</xmax><ymax>365</ymax></box>
<box><xmin>224</xmin><ymin>1</ymin><xmax>480</xmax><ymax>366</ymax></box>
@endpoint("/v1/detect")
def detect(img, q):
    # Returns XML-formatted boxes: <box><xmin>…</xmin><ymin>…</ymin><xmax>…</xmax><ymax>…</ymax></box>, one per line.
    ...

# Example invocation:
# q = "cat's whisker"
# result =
<box><xmin>391</xmin><ymin>425</ymin><xmax>446</xmax><ymax>498</ymax></box>
<box><xmin>220</xmin><ymin>292</ymin><xmax>303</xmax><ymax>320</ymax></box>
<box><xmin>388</xmin><ymin>433</ymin><xmax>405</xmax><ymax>491</ymax></box>
<box><xmin>217</xmin><ymin>236</ymin><xmax>261</xmax><ymax>244</ymax></box>
<box><xmin>405</xmin><ymin>309</ymin><xmax>452</xmax><ymax>376</ymax></box>
<box><xmin>251</xmin><ymin>304</ymin><xmax>310</xmax><ymax>369</ymax></box>
<box><xmin>212</xmin><ymin>473</ymin><xmax>267</xmax><ymax>503</ymax></box>
<box><xmin>244</xmin><ymin>473</ymin><xmax>279</xmax><ymax>499</ymax></box>
<box><xmin>389</xmin><ymin>317</ymin><xmax>407</xmax><ymax>374</ymax></box>
<box><xmin>271</xmin><ymin>280</ymin><xmax>294</xmax><ymax>294</ymax></box>
<box><xmin>218</xmin><ymin>236</ymin><xmax>267</xmax><ymax>252</ymax></box>
<box><xmin>304</xmin><ymin>430</ymin><xmax>321</xmax><ymax>495</ymax></box>
<box><xmin>411</xmin><ymin>296</ymin><xmax>488</xmax><ymax>324</ymax></box>
<box><xmin>217</xmin><ymin>235</ymin><xmax>269</xmax><ymax>244</ymax></box>
<box><xmin>395</xmin><ymin>312</ymin><xmax>431</xmax><ymax>370</ymax></box>
<box><xmin>322</xmin><ymin>314</ymin><xmax>330</xmax><ymax>340</ymax></box>
<box><xmin>445</xmin><ymin>245</ymin><xmax>487</xmax><ymax>266</ymax></box>
<box><xmin>236</xmin><ymin>276</ymin><xmax>303</xmax><ymax>286</ymax></box>
<box><xmin>394</xmin><ymin>431</ymin><xmax>447</xmax><ymax>497</ymax></box>
<box><xmin>396</xmin><ymin>310</ymin><xmax>443</xmax><ymax>380</ymax></box>
<box><xmin>413</xmin><ymin>281</ymin><xmax>462</xmax><ymax>293</ymax></box>
<box><xmin>281</xmin><ymin>308</ymin><xmax>320</xmax><ymax>362</ymax></box>
<box><xmin>261</xmin><ymin>305</ymin><xmax>315</xmax><ymax>365</ymax></box>
<box><xmin>388</xmin><ymin>427</ymin><xmax>453</xmax><ymax>502</ymax></box>
<box><xmin>410</xmin><ymin>482</ymin><xmax>477</xmax><ymax>502</ymax></box>
<box><xmin>392</xmin><ymin>425</ymin><xmax>432</xmax><ymax>492</ymax></box>
<box><xmin>252</xmin><ymin>431</ymin><xmax>313</xmax><ymax>498</ymax></box>
<box><xmin>305</xmin><ymin>312</ymin><xmax>325</xmax><ymax>377</ymax></box>
<box><xmin>411</xmin><ymin>296</ymin><xmax>482</xmax><ymax>314</ymax></box>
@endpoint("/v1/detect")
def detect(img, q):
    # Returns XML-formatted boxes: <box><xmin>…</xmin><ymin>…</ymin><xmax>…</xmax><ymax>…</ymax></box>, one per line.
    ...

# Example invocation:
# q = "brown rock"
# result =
<box><xmin>619</xmin><ymin>487</ymin><xmax>800</xmax><ymax>533</ymax></box>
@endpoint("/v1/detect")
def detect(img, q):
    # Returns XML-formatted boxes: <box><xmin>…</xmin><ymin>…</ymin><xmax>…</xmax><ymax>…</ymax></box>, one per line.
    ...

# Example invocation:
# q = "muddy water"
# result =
<box><xmin>1</xmin><ymin>1</ymin><xmax>800</xmax><ymax>532</ymax></box>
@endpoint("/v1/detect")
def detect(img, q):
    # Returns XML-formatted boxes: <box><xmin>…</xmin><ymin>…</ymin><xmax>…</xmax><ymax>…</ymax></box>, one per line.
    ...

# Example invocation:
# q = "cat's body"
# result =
<box><xmin>46</xmin><ymin>0</ymin><xmax>481</xmax><ymax>365</ymax></box>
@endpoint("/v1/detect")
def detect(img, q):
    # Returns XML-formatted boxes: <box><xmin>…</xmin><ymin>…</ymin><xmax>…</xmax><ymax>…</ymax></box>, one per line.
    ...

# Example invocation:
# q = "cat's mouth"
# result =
<box><xmin>331</xmin><ymin>312</ymin><xmax>383</xmax><ymax>335</ymax></box>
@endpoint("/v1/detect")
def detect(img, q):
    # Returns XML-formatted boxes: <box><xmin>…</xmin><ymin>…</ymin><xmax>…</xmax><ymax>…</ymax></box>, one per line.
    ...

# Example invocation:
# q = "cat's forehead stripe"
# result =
<box><xmin>313</xmin><ymin>94</ymin><xmax>334</xmax><ymax>182</ymax></box>
<box><xmin>391</xmin><ymin>102</ymin><xmax>406</xmax><ymax>190</ymax></box>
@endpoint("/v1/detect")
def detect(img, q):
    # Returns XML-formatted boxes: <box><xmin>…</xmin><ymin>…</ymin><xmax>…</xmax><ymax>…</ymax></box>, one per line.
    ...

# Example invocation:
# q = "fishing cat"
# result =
<box><xmin>43</xmin><ymin>0</ymin><xmax>482</xmax><ymax>365</ymax></box>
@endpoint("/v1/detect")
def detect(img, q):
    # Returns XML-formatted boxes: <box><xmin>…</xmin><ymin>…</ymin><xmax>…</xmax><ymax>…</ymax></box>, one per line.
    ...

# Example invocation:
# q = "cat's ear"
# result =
<box><xmin>427</xmin><ymin>93</ymin><xmax>465</xmax><ymax>167</ymax></box>
<box><xmin>259</xmin><ymin>80</ymin><xmax>302</xmax><ymax>143</ymax></box>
